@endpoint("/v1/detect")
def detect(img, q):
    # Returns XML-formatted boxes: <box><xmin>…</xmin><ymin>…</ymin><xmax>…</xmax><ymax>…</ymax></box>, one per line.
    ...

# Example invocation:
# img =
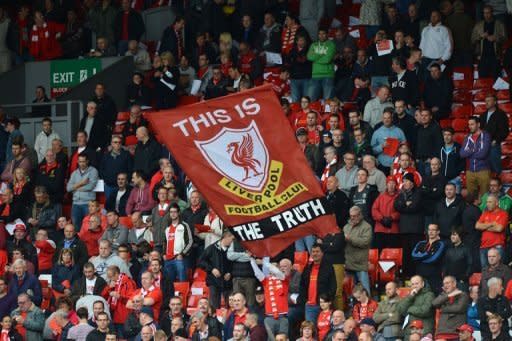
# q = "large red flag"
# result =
<box><xmin>146</xmin><ymin>85</ymin><xmax>339</xmax><ymax>256</ymax></box>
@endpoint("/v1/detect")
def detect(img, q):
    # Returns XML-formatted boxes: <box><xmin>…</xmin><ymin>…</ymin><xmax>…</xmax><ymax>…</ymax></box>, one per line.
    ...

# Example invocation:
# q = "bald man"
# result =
<box><xmin>397</xmin><ymin>275</ymin><xmax>435</xmax><ymax>338</ymax></box>
<box><xmin>133</xmin><ymin>126</ymin><xmax>162</xmax><ymax>176</ymax></box>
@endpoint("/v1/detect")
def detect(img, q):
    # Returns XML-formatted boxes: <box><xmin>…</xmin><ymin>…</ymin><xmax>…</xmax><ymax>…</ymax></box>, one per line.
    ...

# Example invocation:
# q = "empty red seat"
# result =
<box><xmin>453</xmin><ymin>90</ymin><xmax>472</xmax><ymax>103</ymax></box>
<box><xmin>439</xmin><ymin>119</ymin><xmax>453</xmax><ymax>129</ymax></box>
<box><xmin>173</xmin><ymin>282</ymin><xmax>190</xmax><ymax>303</ymax></box>
<box><xmin>473</xmin><ymin>91</ymin><xmax>487</xmax><ymax>101</ymax></box>
<box><xmin>473</xmin><ymin>78</ymin><xmax>494</xmax><ymax>89</ymax></box>
<box><xmin>378</xmin><ymin>248</ymin><xmax>403</xmax><ymax>283</ymax></box>
<box><xmin>502</xmin><ymin>143</ymin><xmax>512</xmax><ymax>155</ymax></box>
<box><xmin>368</xmin><ymin>249</ymin><xmax>379</xmax><ymax>286</ymax></box>
<box><xmin>474</xmin><ymin>104</ymin><xmax>487</xmax><ymax>114</ymax></box>
<box><xmin>451</xmin><ymin>105</ymin><xmax>473</xmax><ymax>118</ymax></box>
<box><xmin>117</xmin><ymin>112</ymin><xmax>130</xmax><ymax>121</ymax></box>
<box><xmin>500</xmin><ymin>171</ymin><xmax>512</xmax><ymax>184</ymax></box>
<box><xmin>451</xmin><ymin>118</ymin><xmax>468</xmax><ymax>132</ymax></box>
<box><xmin>497</xmin><ymin>90</ymin><xmax>509</xmax><ymax>100</ymax></box>
<box><xmin>193</xmin><ymin>268</ymin><xmax>207</xmax><ymax>282</ymax></box>
<box><xmin>453</xmin><ymin>79</ymin><xmax>472</xmax><ymax>90</ymax></box>
<box><xmin>454</xmin><ymin>132</ymin><xmax>466</xmax><ymax>145</ymax></box>
<box><xmin>499</xmin><ymin>103</ymin><xmax>512</xmax><ymax>114</ymax></box>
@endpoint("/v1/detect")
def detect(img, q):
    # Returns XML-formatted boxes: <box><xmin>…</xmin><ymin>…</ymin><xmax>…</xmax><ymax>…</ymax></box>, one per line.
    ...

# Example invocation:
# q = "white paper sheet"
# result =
<box><xmin>349</xmin><ymin>29</ymin><xmax>360</xmax><ymax>38</ymax></box>
<box><xmin>6</xmin><ymin>219</ymin><xmax>25</xmax><ymax>235</ymax></box>
<box><xmin>190</xmin><ymin>79</ymin><xmax>202</xmax><ymax>95</ymax></box>
<box><xmin>453</xmin><ymin>72</ymin><xmax>464</xmax><ymax>80</ymax></box>
<box><xmin>265</xmin><ymin>52</ymin><xmax>283</xmax><ymax>65</ymax></box>
<box><xmin>93</xmin><ymin>179</ymin><xmax>104</xmax><ymax>192</ymax></box>
<box><xmin>379</xmin><ymin>261</ymin><xmax>395</xmax><ymax>272</ymax></box>
<box><xmin>39</xmin><ymin>274</ymin><xmax>52</xmax><ymax>286</ymax></box>
<box><xmin>349</xmin><ymin>16</ymin><xmax>360</xmax><ymax>26</ymax></box>
<box><xmin>376</xmin><ymin>40</ymin><xmax>394</xmax><ymax>56</ymax></box>
<box><xmin>191</xmin><ymin>287</ymin><xmax>203</xmax><ymax>295</ymax></box>
<box><xmin>493</xmin><ymin>77</ymin><xmax>510</xmax><ymax>90</ymax></box>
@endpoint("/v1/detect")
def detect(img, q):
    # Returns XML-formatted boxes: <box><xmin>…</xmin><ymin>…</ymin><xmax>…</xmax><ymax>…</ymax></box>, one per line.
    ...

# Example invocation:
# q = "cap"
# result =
<box><xmin>359</xmin><ymin>318</ymin><xmax>376</xmax><ymax>328</ymax></box>
<box><xmin>139</xmin><ymin>306</ymin><xmax>153</xmax><ymax>318</ymax></box>
<box><xmin>322</xmin><ymin>131</ymin><xmax>332</xmax><ymax>139</ymax></box>
<box><xmin>402</xmin><ymin>172</ymin><xmax>415</xmax><ymax>184</ymax></box>
<box><xmin>410</xmin><ymin>320</ymin><xmax>423</xmax><ymax>329</ymax></box>
<box><xmin>386</xmin><ymin>175</ymin><xmax>397</xmax><ymax>184</ymax></box>
<box><xmin>14</xmin><ymin>224</ymin><xmax>26</xmax><ymax>232</ymax></box>
<box><xmin>296</xmin><ymin>127</ymin><xmax>307</xmax><ymax>136</ymax></box>
<box><xmin>255</xmin><ymin>286</ymin><xmax>264</xmax><ymax>294</ymax></box>
<box><xmin>457</xmin><ymin>324</ymin><xmax>474</xmax><ymax>333</ymax></box>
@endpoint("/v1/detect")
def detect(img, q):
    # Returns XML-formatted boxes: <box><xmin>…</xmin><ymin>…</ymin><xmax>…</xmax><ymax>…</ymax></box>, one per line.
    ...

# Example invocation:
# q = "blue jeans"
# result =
<box><xmin>307</xmin><ymin>78</ymin><xmax>334</xmax><ymax>101</ymax></box>
<box><xmin>164</xmin><ymin>258</ymin><xmax>188</xmax><ymax>282</ymax></box>
<box><xmin>304</xmin><ymin>304</ymin><xmax>320</xmax><ymax>323</ymax></box>
<box><xmin>71</xmin><ymin>204</ymin><xmax>89</xmax><ymax>232</ymax></box>
<box><xmin>290</xmin><ymin>79</ymin><xmax>310</xmax><ymax>103</ymax></box>
<box><xmin>117</xmin><ymin>40</ymin><xmax>129</xmax><ymax>56</ymax></box>
<box><xmin>295</xmin><ymin>235</ymin><xmax>315</xmax><ymax>253</ymax></box>
<box><xmin>103</xmin><ymin>184</ymin><xmax>116</xmax><ymax>203</ymax></box>
<box><xmin>113</xmin><ymin>323</ymin><xmax>125</xmax><ymax>338</ymax></box>
<box><xmin>490</xmin><ymin>143</ymin><xmax>502</xmax><ymax>173</ymax></box>
<box><xmin>480</xmin><ymin>246</ymin><xmax>504</xmax><ymax>269</ymax></box>
<box><xmin>416</xmin><ymin>159</ymin><xmax>431</xmax><ymax>177</ymax></box>
<box><xmin>355</xmin><ymin>271</ymin><xmax>371</xmax><ymax>294</ymax></box>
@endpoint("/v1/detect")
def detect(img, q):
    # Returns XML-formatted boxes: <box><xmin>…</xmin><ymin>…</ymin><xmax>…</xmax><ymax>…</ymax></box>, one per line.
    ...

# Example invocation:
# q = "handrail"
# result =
<box><xmin>2</xmin><ymin>100</ymin><xmax>84</xmax><ymax>118</ymax></box>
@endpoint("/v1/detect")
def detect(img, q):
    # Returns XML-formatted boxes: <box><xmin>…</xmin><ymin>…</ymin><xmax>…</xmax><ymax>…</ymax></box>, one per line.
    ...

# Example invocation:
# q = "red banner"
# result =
<box><xmin>146</xmin><ymin>85</ymin><xmax>338</xmax><ymax>256</ymax></box>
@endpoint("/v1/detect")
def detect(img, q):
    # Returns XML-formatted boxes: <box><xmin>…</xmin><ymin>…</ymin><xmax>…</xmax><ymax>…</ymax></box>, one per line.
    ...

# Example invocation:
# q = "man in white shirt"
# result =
<box><xmin>34</xmin><ymin>117</ymin><xmax>60</xmax><ymax>163</ymax></box>
<box><xmin>419</xmin><ymin>10</ymin><xmax>453</xmax><ymax>77</ymax></box>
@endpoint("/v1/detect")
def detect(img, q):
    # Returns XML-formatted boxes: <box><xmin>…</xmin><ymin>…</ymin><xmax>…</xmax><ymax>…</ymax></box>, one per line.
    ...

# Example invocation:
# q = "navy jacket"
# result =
<box><xmin>99</xmin><ymin>150</ymin><xmax>133</xmax><ymax>186</ymax></box>
<box><xmin>8</xmin><ymin>273</ymin><xmax>42</xmax><ymax>306</ymax></box>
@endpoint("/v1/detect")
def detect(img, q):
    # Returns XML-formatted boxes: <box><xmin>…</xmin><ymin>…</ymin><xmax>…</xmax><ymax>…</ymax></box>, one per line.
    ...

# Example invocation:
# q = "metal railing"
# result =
<box><xmin>2</xmin><ymin>100</ymin><xmax>85</xmax><ymax>151</ymax></box>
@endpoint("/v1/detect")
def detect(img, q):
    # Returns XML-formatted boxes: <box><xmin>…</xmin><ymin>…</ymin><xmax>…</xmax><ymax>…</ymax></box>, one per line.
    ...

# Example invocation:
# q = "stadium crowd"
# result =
<box><xmin>0</xmin><ymin>0</ymin><xmax>512</xmax><ymax>340</ymax></box>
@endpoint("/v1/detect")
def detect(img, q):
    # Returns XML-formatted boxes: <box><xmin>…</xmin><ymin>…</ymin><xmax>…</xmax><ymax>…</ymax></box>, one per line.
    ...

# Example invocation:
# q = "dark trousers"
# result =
<box><xmin>400</xmin><ymin>233</ymin><xmax>424</xmax><ymax>277</ymax></box>
<box><xmin>208</xmin><ymin>285</ymin><xmax>230</xmax><ymax>309</ymax></box>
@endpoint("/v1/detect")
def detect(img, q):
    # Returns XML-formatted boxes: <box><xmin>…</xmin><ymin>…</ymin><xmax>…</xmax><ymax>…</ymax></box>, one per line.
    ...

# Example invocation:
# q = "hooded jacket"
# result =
<box><xmin>460</xmin><ymin>130</ymin><xmax>491</xmax><ymax>172</ymax></box>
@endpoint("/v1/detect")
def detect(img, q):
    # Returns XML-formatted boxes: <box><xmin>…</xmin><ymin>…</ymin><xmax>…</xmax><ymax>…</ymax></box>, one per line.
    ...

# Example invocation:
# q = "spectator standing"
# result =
<box><xmin>158</xmin><ymin>16</ymin><xmax>185</xmax><ymax>59</ymax></box>
<box><xmin>432</xmin><ymin>275</ymin><xmax>469</xmax><ymax>338</ymax></box>
<box><xmin>90</xmin><ymin>240</ymin><xmax>131</xmax><ymax>280</ymax></box>
<box><xmin>440</xmin><ymin>128</ymin><xmax>464</xmax><ymax>187</ymax></box>
<box><xmin>372</xmin><ymin>177</ymin><xmax>401</xmax><ymax>249</ymax></box>
<box><xmin>67</xmin><ymin>307</ymin><xmax>95</xmax><ymax>341</ymax></box>
<box><xmin>349</xmin><ymin>169</ymin><xmax>379</xmax><ymax>226</ymax></box>
<box><xmin>203</xmin><ymin>66</ymin><xmax>228</xmax><ymax>100</ymax></box>
<box><xmin>418</xmin><ymin>10</ymin><xmax>452</xmax><ymax>75</ymax></box>
<box><xmin>133</xmin><ymin>127</ymin><xmax>161</xmax><ymax>177</ymax></box>
<box><xmin>389</xmin><ymin>57</ymin><xmax>420</xmax><ymax>107</ymax></box>
<box><xmin>104</xmin><ymin>173</ymin><xmax>131</xmax><ymax>217</ymax></box>
<box><xmin>8</xmin><ymin>259</ymin><xmax>42</xmax><ymax>306</ymax></box>
<box><xmin>89</xmin><ymin>0</ymin><xmax>117</xmax><ymax>48</ymax></box>
<box><xmin>486</xmin><ymin>314</ymin><xmax>509</xmax><ymax>341</ymax></box>
<box><xmin>4</xmin><ymin>118</ymin><xmax>22</xmax><ymax>164</ymax></box>
<box><xmin>415</xmin><ymin>109</ymin><xmax>443</xmax><ymax>176</ymax></box>
<box><xmin>307</xmin><ymin>27</ymin><xmax>335</xmax><ymax>101</ymax></box>
<box><xmin>29</xmin><ymin>10</ymin><xmax>63</xmax><ymax>61</ymax></box>
<box><xmin>462</xmin><ymin>192</ymin><xmax>482</xmax><ymax>274</ymax></box>
<box><xmin>363</xmin><ymin>86</ymin><xmax>393</xmax><ymax>129</ymax></box>
<box><xmin>287</xmin><ymin>35</ymin><xmax>312</xmax><ymax>102</ymax></box>
<box><xmin>471</xmin><ymin>5</ymin><xmax>507</xmax><ymax>78</ymax></box>
<box><xmin>412</xmin><ymin>223</ymin><xmax>446</xmax><ymax>293</ymax></box>
<box><xmin>256</xmin><ymin>12</ymin><xmax>281</xmax><ymax>54</ymax></box>
<box><xmin>432</xmin><ymin>183</ymin><xmax>465</xmax><ymax>239</ymax></box>
<box><xmin>54</xmin><ymin>224</ymin><xmax>89</xmax><ymax>270</ymax></box>
<box><xmin>394</xmin><ymin>173</ymin><xmax>423</xmax><ymax>276</ymax></box>
<box><xmin>36</xmin><ymin>149</ymin><xmax>65</xmax><ymax>208</ymax></box>
<box><xmin>91</xmin><ymin>83</ymin><xmax>117</xmax><ymax>132</ymax></box>
<box><xmin>444</xmin><ymin>1</ymin><xmax>474</xmax><ymax>67</ymax></box>
<box><xmin>397</xmin><ymin>275</ymin><xmax>435</xmax><ymax>338</ymax></box>
<box><xmin>371</xmin><ymin>110</ymin><xmax>406</xmax><ymax>172</ymax></box>
<box><xmin>298</xmin><ymin>243</ymin><xmax>336</xmax><ymax>323</ymax></box>
<box><xmin>67</xmin><ymin>154</ymin><xmax>98</xmax><ymax>230</ymax></box>
<box><xmin>373</xmin><ymin>281</ymin><xmax>402</xmax><ymax>340</ymax></box>
<box><xmin>420</xmin><ymin>157</ymin><xmax>447</xmax><ymax>227</ymax></box>
<box><xmin>163</xmin><ymin>204</ymin><xmax>193</xmax><ymax>283</ymax></box>
<box><xmin>79</xmin><ymin>101</ymin><xmax>109</xmax><ymax>152</ymax></box>
<box><xmin>34</xmin><ymin>117</ymin><xmax>60</xmax><ymax>163</ymax></box>
<box><xmin>335</xmin><ymin>152</ymin><xmax>359</xmax><ymax>196</ymax></box>
<box><xmin>477</xmin><ymin>277</ymin><xmax>511</xmax><ymax>339</ymax></box>
<box><xmin>1</xmin><ymin>140</ymin><xmax>31</xmax><ymax>183</ymax></box>
<box><xmin>70</xmin><ymin>262</ymin><xmax>107</xmax><ymax>304</ymax></box>
<box><xmin>10</xmin><ymin>293</ymin><xmax>45</xmax><ymax>341</ymax></box>
<box><xmin>480</xmin><ymin>248</ymin><xmax>512</xmax><ymax>296</ymax></box>
<box><xmin>442</xmin><ymin>228</ymin><xmax>472</xmax><ymax>291</ymax></box>
<box><xmin>68</xmin><ymin>131</ymin><xmax>97</xmax><ymax>173</ymax></box>
<box><xmin>126</xmin><ymin>170</ymin><xmax>155</xmax><ymax>215</ymax></box>
<box><xmin>100</xmin><ymin>136</ymin><xmax>133</xmax><ymax>200</ymax></box>
<box><xmin>199</xmin><ymin>232</ymin><xmax>234</xmax><ymax>309</ymax></box>
<box><xmin>126</xmin><ymin>71</ymin><xmax>151</xmax><ymax>107</ymax></box>
<box><xmin>480</xmin><ymin>93</ymin><xmax>509</xmax><ymax>174</ymax></box>
<box><xmin>344</xmin><ymin>206</ymin><xmax>372</xmax><ymax>294</ymax></box>
<box><xmin>125</xmin><ymin>41</ymin><xmax>152</xmax><ymax>72</ymax></box>
<box><xmin>422</xmin><ymin>64</ymin><xmax>453</xmax><ymax>120</ymax></box>
<box><xmin>351</xmin><ymin>285</ymin><xmax>378</xmax><ymax>323</ymax></box>
<box><xmin>299</xmin><ymin>0</ymin><xmax>324</xmax><ymax>41</ymax></box>
<box><xmin>476</xmin><ymin>193</ymin><xmax>508</xmax><ymax>268</ymax></box>
<box><xmin>227</xmin><ymin>239</ymin><xmax>258</xmax><ymax>307</ymax></box>
<box><xmin>114</xmin><ymin>0</ymin><xmax>145</xmax><ymax>55</ymax></box>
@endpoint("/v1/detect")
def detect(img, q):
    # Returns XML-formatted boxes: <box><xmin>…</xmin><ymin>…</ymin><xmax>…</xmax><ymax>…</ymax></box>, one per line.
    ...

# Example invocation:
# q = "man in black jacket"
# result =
<box><xmin>440</xmin><ymin>128</ymin><xmax>465</xmax><ymax>185</ymax></box>
<box><xmin>114</xmin><ymin>0</ymin><xmax>145</xmax><ymax>55</ymax></box>
<box><xmin>480</xmin><ymin>93</ymin><xmax>509</xmax><ymax>173</ymax></box>
<box><xmin>298</xmin><ymin>243</ymin><xmax>336</xmax><ymax>323</ymax></box>
<box><xmin>54</xmin><ymin>223</ymin><xmax>89</xmax><ymax>269</ymax></box>
<box><xmin>422</xmin><ymin>64</ymin><xmax>453</xmax><ymax>120</ymax></box>
<box><xmin>433</xmin><ymin>183</ymin><xmax>465</xmax><ymax>239</ymax></box>
<box><xmin>203</xmin><ymin>66</ymin><xmax>228</xmax><ymax>100</ymax></box>
<box><xmin>477</xmin><ymin>277</ymin><xmax>512</xmax><ymax>339</ymax></box>
<box><xmin>70</xmin><ymin>262</ymin><xmax>107</xmax><ymax>305</ymax></box>
<box><xmin>415</xmin><ymin>109</ymin><xmax>443</xmax><ymax>177</ymax></box>
<box><xmin>158</xmin><ymin>16</ymin><xmax>185</xmax><ymax>58</ymax></box>
<box><xmin>133</xmin><ymin>127</ymin><xmax>161</xmax><ymax>177</ymax></box>
<box><xmin>442</xmin><ymin>227</ymin><xmax>472</xmax><ymax>290</ymax></box>
<box><xmin>326</xmin><ymin>176</ymin><xmax>349</xmax><ymax>228</ymax></box>
<box><xmin>100</xmin><ymin>136</ymin><xmax>133</xmax><ymax>199</ymax></box>
<box><xmin>198</xmin><ymin>232</ymin><xmax>234</xmax><ymax>309</ymax></box>
<box><xmin>79</xmin><ymin>101</ymin><xmax>109</xmax><ymax>151</ymax></box>
<box><xmin>91</xmin><ymin>83</ymin><xmax>117</xmax><ymax>132</ymax></box>
<box><xmin>227</xmin><ymin>239</ymin><xmax>258</xmax><ymax>306</ymax></box>
<box><xmin>420</xmin><ymin>157</ymin><xmax>447</xmax><ymax>227</ymax></box>
<box><xmin>394</xmin><ymin>100</ymin><xmax>417</xmax><ymax>151</ymax></box>
<box><xmin>389</xmin><ymin>57</ymin><xmax>420</xmax><ymax>108</ymax></box>
<box><xmin>105</xmin><ymin>173</ymin><xmax>131</xmax><ymax>217</ymax></box>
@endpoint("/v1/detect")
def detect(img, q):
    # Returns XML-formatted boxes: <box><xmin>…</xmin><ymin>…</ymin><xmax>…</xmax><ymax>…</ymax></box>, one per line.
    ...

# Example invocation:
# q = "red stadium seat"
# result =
<box><xmin>473</xmin><ymin>91</ymin><xmax>487</xmax><ymax>101</ymax></box>
<box><xmin>499</xmin><ymin>103</ymin><xmax>512</xmax><ymax>114</ymax></box>
<box><xmin>113</xmin><ymin>124</ymin><xmax>125</xmax><ymax>134</ymax></box>
<box><xmin>453</xmin><ymin>90</ymin><xmax>472</xmax><ymax>103</ymax></box>
<box><xmin>451</xmin><ymin>118</ymin><xmax>468</xmax><ymax>132</ymax></box>
<box><xmin>501</xmin><ymin>143</ymin><xmax>512</xmax><ymax>156</ymax></box>
<box><xmin>117</xmin><ymin>112</ymin><xmax>130</xmax><ymax>121</ymax></box>
<box><xmin>453</xmin><ymin>132</ymin><xmax>466</xmax><ymax>145</ymax></box>
<box><xmin>125</xmin><ymin>135</ymin><xmax>138</xmax><ymax>146</ymax></box>
<box><xmin>439</xmin><ymin>119</ymin><xmax>452</xmax><ymax>129</ymax></box>
<box><xmin>473</xmin><ymin>78</ymin><xmax>494</xmax><ymax>89</ymax></box>
<box><xmin>500</xmin><ymin>171</ymin><xmax>512</xmax><ymax>184</ymax></box>
<box><xmin>290</xmin><ymin>102</ymin><xmax>301</xmax><ymax>112</ymax></box>
<box><xmin>497</xmin><ymin>90</ymin><xmax>509</xmax><ymax>100</ymax></box>
<box><xmin>397</xmin><ymin>287</ymin><xmax>412</xmax><ymax>298</ymax></box>
<box><xmin>310</xmin><ymin>101</ymin><xmax>323</xmax><ymax>113</ymax></box>
<box><xmin>190</xmin><ymin>281</ymin><xmax>209</xmax><ymax>304</ymax></box>
<box><xmin>451</xmin><ymin>105</ymin><xmax>473</xmax><ymax>118</ymax></box>
<box><xmin>368</xmin><ymin>249</ymin><xmax>379</xmax><ymax>287</ymax></box>
<box><xmin>173</xmin><ymin>282</ymin><xmax>190</xmax><ymax>303</ymax></box>
<box><xmin>474</xmin><ymin>104</ymin><xmax>487</xmax><ymax>114</ymax></box>
<box><xmin>192</xmin><ymin>268</ymin><xmax>207</xmax><ymax>282</ymax></box>
<box><xmin>378</xmin><ymin>248</ymin><xmax>403</xmax><ymax>283</ymax></box>
<box><xmin>453</xmin><ymin>79</ymin><xmax>472</xmax><ymax>90</ymax></box>
<box><xmin>469</xmin><ymin>273</ymin><xmax>481</xmax><ymax>287</ymax></box>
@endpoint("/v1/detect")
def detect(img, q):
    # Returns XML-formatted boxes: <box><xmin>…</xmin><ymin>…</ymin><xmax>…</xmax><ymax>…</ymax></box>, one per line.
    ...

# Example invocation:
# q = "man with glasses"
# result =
<box><xmin>100</xmin><ymin>136</ymin><xmax>133</xmax><ymax>200</ymax></box>
<box><xmin>86</xmin><ymin>311</ymin><xmax>111</xmax><ymax>341</ymax></box>
<box><xmin>105</xmin><ymin>173</ymin><xmax>131</xmax><ymax>217</ymax></box>
<box><xmin>347</xmin><ymin>110</ymin><xmax>373</xmax><ymax>148</ymax></box>
<box><xmin>10</xmin><ymin>293</ymin><xmax>45</xmax><ymax>341</ymax></box>
<box><xmin>479</xmin><ymin>178</ymin><xmax>512</xmax><ymax>213</ymax></box>
<box><xmin>335</xmin><ymin>152</ymin><xmax>359</xmax><ymax>196</ymax></box>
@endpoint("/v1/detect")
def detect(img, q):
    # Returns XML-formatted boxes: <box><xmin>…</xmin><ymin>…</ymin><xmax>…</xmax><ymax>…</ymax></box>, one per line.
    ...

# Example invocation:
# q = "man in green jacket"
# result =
<box><xmin>479</xmin><ymin>178</ymin><xmax>512</xmax><ymax>213</ymax></box>
<box><xmin>397</xmin><ymin>275</ymin><xmax>435</xmax><ymax>338</ymax></box>
<box><xmin>307</xmin><ymin>27</ymin><xmax>335</xmax><ymax>101</ymax></box>
<box><xmin>373</xmin><ymin>281</ymin><xmax>403</xmax><ymax>339</ymax></box>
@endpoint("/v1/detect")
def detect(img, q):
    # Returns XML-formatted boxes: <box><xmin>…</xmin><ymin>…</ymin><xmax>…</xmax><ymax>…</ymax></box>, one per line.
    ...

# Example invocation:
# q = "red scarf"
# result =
<box><xmin>321</xmin><ymin>158</ymin><xmax>337</xmax><ymax>192</ymax></box>
<box><xmin>1</xmin><ymin>330</ymin><xmax>9</xmax><ymax>341</ymax></box>
<box><xmin>158</xmin><ymin>202</ymin><xmax>169</xmax><ymax>217</ymax></box>
<box><xmin>13</xmin><ymin>181</ymin><xmax>25</xmax><ymax>196</ymax></box>
<box><xmin>141</xmin><ymin>285</ymin><xmax>155</xmax><ymax>297</ymax></box>
<box><xmin>108</xmin><ymin>273</ymin><xmax>126</xmax><ymax>308</ymax></box>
